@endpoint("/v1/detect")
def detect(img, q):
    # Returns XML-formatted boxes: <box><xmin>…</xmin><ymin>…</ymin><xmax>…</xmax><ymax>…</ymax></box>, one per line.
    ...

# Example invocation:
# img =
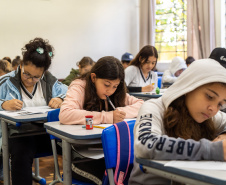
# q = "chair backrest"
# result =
<box><xmin>47</xmin><ymin>108</ymin><xmax>60</xmax><ymax>122</ymax></box>
<box><xmin>157</xmin><ymin>76</ymin><xmax>162</xmax><ymax>88</ymax></box>
<box><xmin>47</xmin><ymin>108</ymin><xmax>60</xmax><ymax>140</ymax></box>
<box><xmin>101</xmin><ymin>120</ymin><xmax>135</xmax><ymax>185</ymax></box>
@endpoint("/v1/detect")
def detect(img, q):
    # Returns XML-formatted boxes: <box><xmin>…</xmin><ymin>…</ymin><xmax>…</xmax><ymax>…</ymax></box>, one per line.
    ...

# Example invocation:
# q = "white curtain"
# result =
<box><xmin>187</xmin><ymin>0</ymin><xmax>215</xmax><ymax>59</ymax></box>
<box><xmin>139</xmin><ymin>0</ymin><xmax>156</xmax><ymax>49</ymax></box>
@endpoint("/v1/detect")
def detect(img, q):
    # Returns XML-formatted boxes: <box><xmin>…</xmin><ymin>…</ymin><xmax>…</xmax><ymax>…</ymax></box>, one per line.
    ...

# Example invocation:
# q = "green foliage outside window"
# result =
<box><xmin>155</xmin><ymin>0</ymin><xmax>187</xmax><ymax>62</ymax></box>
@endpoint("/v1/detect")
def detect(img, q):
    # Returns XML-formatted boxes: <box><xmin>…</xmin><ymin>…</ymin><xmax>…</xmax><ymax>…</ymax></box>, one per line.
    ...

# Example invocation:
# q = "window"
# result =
<box><xmin>155</xmin><ymin>0</ymin><xmax>187</xmax><ymax>62</ymax></box>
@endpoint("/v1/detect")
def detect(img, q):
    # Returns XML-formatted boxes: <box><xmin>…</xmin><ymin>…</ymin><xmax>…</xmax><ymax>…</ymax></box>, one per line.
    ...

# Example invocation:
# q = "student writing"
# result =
<box><xmin>125</xmin><ymin>45</ymin><xmax>158</xmax><ymax>92</ymax></box>
<box><xmin>59</xmin><ymin>56</ymin><xmax>144</xmax><ymax>125</ymax></box>
<box><xmin>129</xmin><ymin>58</ymin><xmax>226</xmax><ymax>185</ymax></box>
<box><xmin>0</xmin><ymin>38</ymin><xmax>68</xmax><ymax>185</ymax></box>
<box><xmin>59</xmin><ymin>56</ymin><xmax>143</xmax><ymax>184</ymax></box>
<box><xmin>162</xmin><ymin>56</ymin><xmax>187</xmax><ymax>84</ymax></box>
<box><xmin>62</xmin><ymin>56</ymin><xmax>95</xmax><ymax>86</ymax></box>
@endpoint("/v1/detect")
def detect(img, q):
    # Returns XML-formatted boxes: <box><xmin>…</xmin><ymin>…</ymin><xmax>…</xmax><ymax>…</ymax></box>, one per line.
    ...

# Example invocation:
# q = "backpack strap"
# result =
<box><xmin>113</xmin><ymin>121</ymin><xmax>131</xmax><ymax>185</ymax></box>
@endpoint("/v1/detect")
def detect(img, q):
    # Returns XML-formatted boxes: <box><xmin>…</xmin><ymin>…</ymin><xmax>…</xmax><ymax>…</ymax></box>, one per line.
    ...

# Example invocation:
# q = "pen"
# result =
<box><xmin>9</xmin><ymin>93</ymin><xmax>16</xmax><ymax>99</ymax></box>
<box><xmin>106</xmin><ymin>95</ymin><xmax>116</xmax><ymax>110</ymax></box>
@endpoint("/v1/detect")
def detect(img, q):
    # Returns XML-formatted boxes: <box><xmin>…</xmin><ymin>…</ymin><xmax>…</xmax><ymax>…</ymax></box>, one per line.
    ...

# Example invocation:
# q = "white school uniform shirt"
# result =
<box><xmin>125</xmin><ymin>65</ymin><xmax>158</xmax><ymax>90</ymax></box>
<box><xmin>21</xmin><ymin>81</ymin><xmax>47</xmax><ymax>107</ymax></box>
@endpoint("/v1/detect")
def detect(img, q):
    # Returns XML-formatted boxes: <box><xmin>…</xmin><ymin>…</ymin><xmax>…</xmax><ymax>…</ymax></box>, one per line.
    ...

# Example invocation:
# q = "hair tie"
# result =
<box><xmin>48</xmin><ymin>52</ymin><xmax>53</xmax><ymax>57</ymax></box>
<box><xmin>36</xmin><ymin>47</ymin><xmax>44</xmax><ymax>54</ymax></box>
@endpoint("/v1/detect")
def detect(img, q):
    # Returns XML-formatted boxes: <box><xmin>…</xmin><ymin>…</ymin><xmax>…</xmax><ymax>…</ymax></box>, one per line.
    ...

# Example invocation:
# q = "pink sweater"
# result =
<box><xmin>59</xmin><ymin>79</ymin><xmax>144</xmax><ymax>125</ymax></box>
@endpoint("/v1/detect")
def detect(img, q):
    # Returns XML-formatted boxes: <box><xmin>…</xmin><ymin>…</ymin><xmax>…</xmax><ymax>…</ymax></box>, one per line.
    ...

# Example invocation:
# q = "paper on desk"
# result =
<box><xmin>0</xmin><ymin>106</ymin><xmax>54</xmax><ymax>117</ymax></box>
<box><xmin>165</xmin><ymin>160</ymin><xmax>226</xmax><ymax>170</ymax></box>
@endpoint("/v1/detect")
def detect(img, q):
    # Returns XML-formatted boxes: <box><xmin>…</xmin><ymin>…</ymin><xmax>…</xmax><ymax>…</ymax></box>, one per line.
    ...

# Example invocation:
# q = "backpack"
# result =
<box><xmin>102</xmin><ymin>120</ymin><xmax>135</xmax><ymax>185</ymax></box>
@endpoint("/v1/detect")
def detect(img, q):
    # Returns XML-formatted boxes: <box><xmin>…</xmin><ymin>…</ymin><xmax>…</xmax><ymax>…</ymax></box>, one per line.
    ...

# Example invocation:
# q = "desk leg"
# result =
<box><xmin>62</xmin><ymin>140</ymin><xmax>72</xmax><ymax>185</ymax></box>
<box><xmin>2</xmin><ymin>120</ymin><xmax>10</xmax><ymax>185</ymax></box>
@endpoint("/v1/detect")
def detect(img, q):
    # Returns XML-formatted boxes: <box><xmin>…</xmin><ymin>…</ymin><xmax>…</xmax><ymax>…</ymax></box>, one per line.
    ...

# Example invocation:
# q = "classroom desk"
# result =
<box><xmin>136</xmin><ymin>158</ymin><xmax>226</xmax><ymax>185</ymax></box>
<box><xmin>129</xmin><ymin>92</ymin><xmax>162</xmax><ymax>101</ymax></box>
<box><xmin>44</xmin><ymin>121</ymin><xmax>103</xmax><ymax>185</ymax></box>
<box><xmin>0</xmin><ymin>112</ymin><xmax>48</xmax><ymax>185</ymax></box>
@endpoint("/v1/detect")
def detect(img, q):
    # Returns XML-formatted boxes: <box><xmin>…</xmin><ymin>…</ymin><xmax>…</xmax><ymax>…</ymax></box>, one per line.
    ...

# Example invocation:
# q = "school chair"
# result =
<box><xmin>32</xmin><ymin>153</ymin><xmax>52</xmax><ymax>185</ymax></box>
<box><xmin>158</xmin><ymin>76</ymin><xmax>162</xmax><ymax>89</ymax></box>
<box><xmin>47</xmin><ymin>108</ymin><xmax>95</xmax><ymax>185</ymax></box>
<box><xmin>101</xmin><ymin>120</ymin><xmax>136</xmax><ymax>185</ymax></box>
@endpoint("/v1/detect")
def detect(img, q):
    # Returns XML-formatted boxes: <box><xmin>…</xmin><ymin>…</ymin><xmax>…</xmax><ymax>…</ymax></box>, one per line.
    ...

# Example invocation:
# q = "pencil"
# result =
<box><xmin>106</xmin><ymin>95</ymin><xmax>116</xmax><ymax>110</ymax></box>
<box><xmin>93</xmin><ymin>125</ymin><xmax>105</xmax><ymax>129</ymax></box>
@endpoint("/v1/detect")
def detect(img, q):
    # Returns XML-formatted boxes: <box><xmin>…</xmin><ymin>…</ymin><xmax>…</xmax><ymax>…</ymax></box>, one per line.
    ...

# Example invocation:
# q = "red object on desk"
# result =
<box><xmin>85</xmin><ymin>115</ymin><xmax>93</xmax><ymax>130</ymax></box>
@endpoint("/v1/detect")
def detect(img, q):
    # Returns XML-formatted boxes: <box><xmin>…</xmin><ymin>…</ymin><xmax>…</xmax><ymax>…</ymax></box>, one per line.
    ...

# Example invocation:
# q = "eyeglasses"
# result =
<box><xmin>21</xmin><ymin>65</ymin><xmax>42</xmax><ymax>82</ymax></box>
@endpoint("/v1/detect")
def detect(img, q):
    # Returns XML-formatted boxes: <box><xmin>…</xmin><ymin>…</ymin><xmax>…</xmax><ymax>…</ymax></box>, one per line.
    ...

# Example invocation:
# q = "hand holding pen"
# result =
<box><xmin>1</xmin><ymin>93</ymin><xmax>23</xmax><ymax>111</ymax></box>
<box><xmin>106</xmin><ymin>95</ymin><xmax>126</xmax><ymax>123</ymax></box>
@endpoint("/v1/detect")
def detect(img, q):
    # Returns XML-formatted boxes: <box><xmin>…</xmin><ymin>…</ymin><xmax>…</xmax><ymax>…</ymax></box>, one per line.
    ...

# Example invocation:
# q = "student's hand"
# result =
<box><xmin>113</xmin><ymin>109</ymin><xmax>126</xmax><ymax>123</ymax></box>
<box><xmin>2</xmin><ymin>99</ymin><xmax>23</xmax><ymax>110</ymax></box>
<box><xmin>213</xmin><ymin>133</ymin><xmax>226</xmax><ymax>142</ymax></box>
<box><xmin>142</xmin><ymin>84</ymin><xmax>155</xmax><ymax>92</ymax></box>
<box><xmin>48</xmin><ymin>98</ymin><xmax>63</xmax><ymax>109</ymax></box>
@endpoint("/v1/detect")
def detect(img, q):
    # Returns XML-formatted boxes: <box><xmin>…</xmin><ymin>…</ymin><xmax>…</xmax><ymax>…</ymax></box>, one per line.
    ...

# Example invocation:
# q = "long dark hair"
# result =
<box><xmin>163</xmin><ymin>95</ymin><xmax>216</xmax><ymax>141</ymax></box>
<box><xmin>82</xmin><ymin>56</ymin><xmax>126</xmax><ymax>111</ymax></box>
<box><xmin>130</xmin><ymin>45</ymin><xmax>158</xmax><ymax>68</ymax></box>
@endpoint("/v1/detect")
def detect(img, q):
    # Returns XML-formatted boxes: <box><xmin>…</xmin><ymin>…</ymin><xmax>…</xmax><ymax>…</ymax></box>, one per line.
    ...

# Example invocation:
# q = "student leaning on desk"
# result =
<box><xmin>124</xmin><ymin>45</ymin><xmax>159</xmax><ymax>92</ymax></box>
<box><xmin>129</xmin><ymin>56</ymin><xmax>226</xmax><ymax>185</ymax></box>
<box><xmin>59</xmin><ymin>56</ymin><xmax>143</xmax><ymax>184</ymax></box>
<box><xmin>0</xmin><ymin>38</ymin><xmax>68</xmax><ymax>185</ymax></box>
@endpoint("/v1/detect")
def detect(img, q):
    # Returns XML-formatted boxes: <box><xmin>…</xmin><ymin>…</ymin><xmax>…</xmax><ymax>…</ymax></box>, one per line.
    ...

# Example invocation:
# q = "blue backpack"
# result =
<box><xmin>101</xmin><ymin>120</ymin><xmax>135</xmax><ymax>185</ymax></box>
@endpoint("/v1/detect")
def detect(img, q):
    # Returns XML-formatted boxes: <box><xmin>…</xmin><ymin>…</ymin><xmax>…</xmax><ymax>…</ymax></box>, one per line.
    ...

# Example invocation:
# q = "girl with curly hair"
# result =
<box><xmin>0</xmin><ymin>37</ymin><xmax>68</xmax><ymax>185</ymax></box>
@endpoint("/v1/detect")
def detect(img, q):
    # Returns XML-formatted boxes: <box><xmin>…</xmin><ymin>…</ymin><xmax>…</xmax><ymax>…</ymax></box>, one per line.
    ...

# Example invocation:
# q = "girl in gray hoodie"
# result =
<box><xmin>129</xmin><ymin>58</ymin><xmax>226</xmax><ymax>185</ymax></box>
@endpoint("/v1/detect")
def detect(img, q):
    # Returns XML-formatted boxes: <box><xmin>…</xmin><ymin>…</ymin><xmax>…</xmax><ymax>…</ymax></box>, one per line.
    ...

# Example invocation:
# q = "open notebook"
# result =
<box><xmin>0</xmin><ymin>106</ymin><xmax>54</xmax><ymax>117</ymax></box>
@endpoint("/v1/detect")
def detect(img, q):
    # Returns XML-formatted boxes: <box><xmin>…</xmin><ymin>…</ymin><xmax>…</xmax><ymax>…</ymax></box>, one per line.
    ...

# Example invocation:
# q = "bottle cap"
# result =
<box><xmin>85</xmin><ymin>115</ymin><xmax>93</xmax><ymax>118</ymax></box>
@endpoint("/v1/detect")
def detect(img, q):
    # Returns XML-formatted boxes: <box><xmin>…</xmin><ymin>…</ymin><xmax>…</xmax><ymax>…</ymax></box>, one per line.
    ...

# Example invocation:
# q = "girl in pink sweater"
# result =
<box><xmin>59</xmin><ymin>56</ymin><xmax>144</xmax><ymax>125</ymax></box>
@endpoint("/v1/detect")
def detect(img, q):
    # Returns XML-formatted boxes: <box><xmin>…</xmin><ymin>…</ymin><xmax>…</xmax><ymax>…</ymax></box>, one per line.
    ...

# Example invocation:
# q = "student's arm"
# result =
<box><xmin>133</xmin><ymin>99</ymin><xmax>224</xmax><ymax>161</ymax></box>
<box><xmin>116</xmin><ymin>93</ymin><xmax>144</xmax><ymax>118</ymax></box>
<box><xmin>162</xmin><ymin>69</ymin><xmax>177</xmax><ymax>83</ymax></box>
<box><xmin>59</xmin><ymin>80</ymin><xmax>114</xmax><ymax>125</ymax></box>
<box><xmin>48</xmin><ymin>80</ymin><xmax>68</xmax><ymax>109</ymax></box>
<box><xmin>212</xmin><ymin>111</ymin><xmax>226</xmax><ymax>137</ymax></box>
<box><xmin>62</xmin><ymin>69</ymin><xmax>79</xmax><ymax>86</ymax></box>
<box><xmin>125</xmin><ymin>66</ymin><xmax>137</xmax><ymax>87</ymax></box>
<box><xmin>153</xmin><ymin>72</ymin><xmax>158</xmax><ymax>89</ymax></box>
<box><xmin>0</xmin><ymin>80</ymin><xmax>23</xmax><ymax>111</ymax></box>
<box><xmin>52</xmin><ymin>80</ymin><xmax>68</xmax><ymax>100</ymax></box>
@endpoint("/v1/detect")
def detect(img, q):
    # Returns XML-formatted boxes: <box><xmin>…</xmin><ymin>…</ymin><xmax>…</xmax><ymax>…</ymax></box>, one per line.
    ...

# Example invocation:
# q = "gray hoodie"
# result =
<box><xmin>162</xmin><ymin>56</ymin><xmax>187</xmax><ymax>83</ymax></box>
<box><xmin>129</xmin><ymin>59</ymin><xmax>226</xmax><ymax>185</ymax></box>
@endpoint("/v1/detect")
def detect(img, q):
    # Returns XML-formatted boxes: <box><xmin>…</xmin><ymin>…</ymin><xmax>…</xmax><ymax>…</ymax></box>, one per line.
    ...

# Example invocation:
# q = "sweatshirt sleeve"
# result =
<box><xmin>134</xmin><ymin>99</ymin><xmax>224</xmax><ymax>161</ymax></box>
<box><xmin>117</xmin><ymin>93</ymin><xmax>144</xmax><ymax>118</ymax></box>
<box><xmin>59</xmin><ymin>80</ymin><xmax>113</xmax><ymax>125</ymax></box>
<box><xmin>152</xmin><ymin>71</ymin><xmax>158</xmax><ymax>89</ymax></box>
<box><xmin>125</xmin><ymin>66</ymin><xmax>136</xmax><ymax>86</ymax></box>
<box><xmin>162</xmin><ymin>69</ymin><xmax>177</xmax><ymax>83</ymax></box>
<box><xmin>212</xmin><ymin>111</ymin><xmax>226</xmax><ymax>135</ymax></box>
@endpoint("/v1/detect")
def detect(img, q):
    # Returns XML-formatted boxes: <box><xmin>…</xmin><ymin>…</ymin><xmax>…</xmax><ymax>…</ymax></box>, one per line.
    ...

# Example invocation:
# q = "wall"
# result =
<box><xmin>0</xmin><ymin>0</ymin><xmax>139</xmax><ymax>78</ymax></box>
